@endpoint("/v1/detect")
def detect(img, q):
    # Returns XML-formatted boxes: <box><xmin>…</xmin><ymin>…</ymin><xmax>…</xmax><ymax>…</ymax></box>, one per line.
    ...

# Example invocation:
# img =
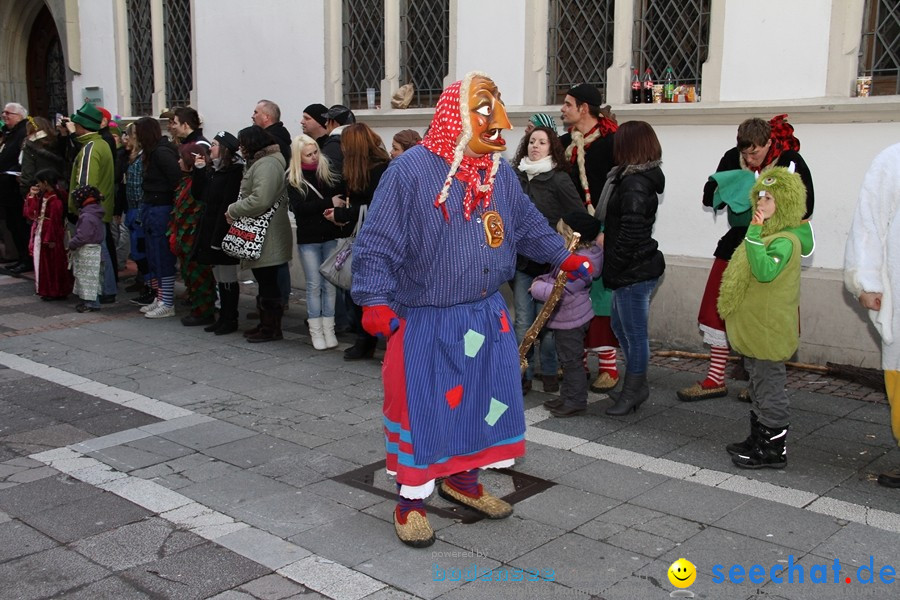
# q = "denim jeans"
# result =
<box><xmin>610</xmin><ymin>277</ymin><xmax>658</xmax><ymax>375</ymax></box>
<box><xmin>512</xmin><ymin>270</ymin><xmax>557</xmax><ymax>381</ymax></box>
<box><xmin>141</xmin><ymin>204</ymin><xmax>177</xmax><ymax>279</ymax></box>
<box><xmin>299</xmin><ymin>240</ymin><xmax>337</xmax><ymax>318</ymax></box>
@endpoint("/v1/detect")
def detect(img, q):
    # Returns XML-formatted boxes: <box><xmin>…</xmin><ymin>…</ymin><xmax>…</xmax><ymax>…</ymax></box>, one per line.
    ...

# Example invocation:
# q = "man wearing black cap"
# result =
<box><xmin>320</xmin><ymin>104</ymin><xmax>355</xmax><ymax>173</ymax></box>
<box><xmin>301</xmin><ymin>104</ymin><xmax>329</xmax><ymax>148</ymax></box>
<box><xmin>559</xmin><ymin>83</ymin><xmax>620</xmax><ymax>395</ymax></box>
<box><xmin>559</xmin><ymin>83</ymin><xmax>617</xmax><ymax>210</ymax></box>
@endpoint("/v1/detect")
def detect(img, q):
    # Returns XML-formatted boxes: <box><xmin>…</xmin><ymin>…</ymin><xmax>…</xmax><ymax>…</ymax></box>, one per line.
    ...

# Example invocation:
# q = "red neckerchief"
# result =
<box><xmin>422</xmin><ymin>79</ymin><xmax>496</xmax><ymax>222</ymax></box>
<box><xmin>760</xmin><ymin>114</ymin><xmax>800</xmax><ymax>170</ymax></box>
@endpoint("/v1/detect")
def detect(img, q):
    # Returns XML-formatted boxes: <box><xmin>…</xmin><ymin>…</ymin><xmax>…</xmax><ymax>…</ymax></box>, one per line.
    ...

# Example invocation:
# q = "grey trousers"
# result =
<box><xmin>745</xmin><ymin>357</ymin><xmax>790</xmax><ymax>428</ymax></box>
<box><xmin>554</xmin><ymin>323</ymin><xmax>590</xmax><ymax>409</ymax></box>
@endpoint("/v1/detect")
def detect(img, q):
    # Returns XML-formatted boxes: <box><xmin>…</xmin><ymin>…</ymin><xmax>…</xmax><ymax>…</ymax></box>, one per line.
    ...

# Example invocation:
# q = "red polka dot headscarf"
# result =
<box><xmin>422</xmin><ymin>71</ymin><xmax>502</xmax><ymax>222</ymax></box>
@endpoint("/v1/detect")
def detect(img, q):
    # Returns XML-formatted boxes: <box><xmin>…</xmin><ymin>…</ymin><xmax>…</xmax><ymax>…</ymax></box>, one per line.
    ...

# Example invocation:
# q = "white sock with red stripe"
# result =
<box><xmin>597</xmin><ymin>347</ymin><xmax>618</xmax><ymax>378</ymax></box>
<box><xmin>701</xmin><ymin>345</ymin><xmax>729</xmax><ymax>388</ymax></box>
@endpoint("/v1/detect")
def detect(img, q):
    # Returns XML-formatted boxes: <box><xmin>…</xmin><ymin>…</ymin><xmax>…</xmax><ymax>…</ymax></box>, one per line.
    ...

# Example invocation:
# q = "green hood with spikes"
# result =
<box><xmin>718</xmin><ymin>166</ymin><xmax>808</xmax><ymax>320</ymax></box>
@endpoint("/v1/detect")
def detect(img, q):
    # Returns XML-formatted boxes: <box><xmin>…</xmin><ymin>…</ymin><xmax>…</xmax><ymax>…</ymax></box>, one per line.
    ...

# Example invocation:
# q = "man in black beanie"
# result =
<box><xmin>301</xmin><ymin>103</ymin><xmax>329</xmax><ymax>147</ymax></box>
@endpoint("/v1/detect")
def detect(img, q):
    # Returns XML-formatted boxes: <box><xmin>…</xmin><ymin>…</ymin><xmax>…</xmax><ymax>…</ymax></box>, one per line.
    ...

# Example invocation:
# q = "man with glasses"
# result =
<box><xmin>0</xmin><ymin>103</ymin><xmax>31</xmax><ymax>273</ymax></box>
<box><xmin>677</xmin><ymin>115</ymin><xmax>815</xmax><ymax>403</ymax></box>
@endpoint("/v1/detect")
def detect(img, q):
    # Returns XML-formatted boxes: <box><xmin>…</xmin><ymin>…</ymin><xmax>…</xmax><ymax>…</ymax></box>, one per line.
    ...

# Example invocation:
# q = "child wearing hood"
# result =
<box><xmin>718</xmin><ymin>165</ymin><xmax>814</xmax><ymax>469</ymax></box>
<box><xmin>530</xmin><ymin>211</ymin><xmax>604</xmax><ymax>417</ymax></box>
<box><xmin>68</xmin><ymin>185</ymin><xmax>107</xmax><ymax>313</ymax></box>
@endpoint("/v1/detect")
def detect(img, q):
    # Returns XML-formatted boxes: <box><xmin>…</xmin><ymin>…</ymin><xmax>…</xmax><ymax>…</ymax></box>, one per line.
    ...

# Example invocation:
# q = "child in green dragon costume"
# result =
<box><xmin>718</xmin><ymin>165</ymin><xmax>814</xmax><ymax>469</ymax></box>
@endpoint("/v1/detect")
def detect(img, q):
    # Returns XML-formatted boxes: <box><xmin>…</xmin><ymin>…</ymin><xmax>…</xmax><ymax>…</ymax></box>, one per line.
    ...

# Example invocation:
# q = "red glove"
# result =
<box><xmin>362</xmin><ymin>305</ymin><xmax>401</xmax><ymax>339</ymax></box>
<box><xmin>560</xmin><ymin>253</ymin><xmax>592</xmax><ymax>282</ymax></box>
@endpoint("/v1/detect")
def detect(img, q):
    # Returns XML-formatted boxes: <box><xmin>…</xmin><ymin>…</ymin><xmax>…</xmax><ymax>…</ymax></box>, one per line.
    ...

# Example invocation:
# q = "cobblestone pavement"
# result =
<box><xmin>0</xmin><ymin>272</ymin><xmax>898</xmax><ymax>600</ymax></box>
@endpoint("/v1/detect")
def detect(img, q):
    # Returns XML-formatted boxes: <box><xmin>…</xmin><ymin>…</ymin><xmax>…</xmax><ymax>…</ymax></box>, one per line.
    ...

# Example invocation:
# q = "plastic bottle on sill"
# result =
<box><xmin>631</xmin><ymin>67</ymin><xmax>641</xmax><ymax>104</ymax></box>
<box><xmin>663</xmin><ymin>67</ymin><xmax>675</xmax><ymax>103</ymax></box>
<box><xmin>642</xmin><ymin>68</ymin><xmax>653</xmax><ymax>104</ymax></box>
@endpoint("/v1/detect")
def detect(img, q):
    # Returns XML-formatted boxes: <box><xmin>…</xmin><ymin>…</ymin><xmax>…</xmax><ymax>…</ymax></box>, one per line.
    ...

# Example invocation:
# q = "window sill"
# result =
<box><xmin>356</xmin><ymin>96</ymin><xmax>899</xmax><ymax>127</ymax></box>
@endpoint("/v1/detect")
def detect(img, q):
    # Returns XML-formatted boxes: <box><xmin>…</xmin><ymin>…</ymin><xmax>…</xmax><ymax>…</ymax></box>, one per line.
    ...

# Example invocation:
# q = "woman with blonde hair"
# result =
<box><xmin>287</xmin><ymin>134</ymin><xmax>342</xmax><ymax>349</ymax></box>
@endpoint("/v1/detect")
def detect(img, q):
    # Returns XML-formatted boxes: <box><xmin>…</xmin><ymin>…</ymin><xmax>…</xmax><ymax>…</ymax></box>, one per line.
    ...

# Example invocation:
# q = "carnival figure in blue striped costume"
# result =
<box><xmin>351</xmin><ymin>72</ymin><xmax>592</xmax><ymax>547</ymax></box>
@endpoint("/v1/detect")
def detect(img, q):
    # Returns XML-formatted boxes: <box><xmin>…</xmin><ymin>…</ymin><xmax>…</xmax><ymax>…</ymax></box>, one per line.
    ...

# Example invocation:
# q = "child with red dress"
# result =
<box><xmin>23</xmin><ymin>169</ymin><xmax>73</xmax><ymax>300</ymax></box>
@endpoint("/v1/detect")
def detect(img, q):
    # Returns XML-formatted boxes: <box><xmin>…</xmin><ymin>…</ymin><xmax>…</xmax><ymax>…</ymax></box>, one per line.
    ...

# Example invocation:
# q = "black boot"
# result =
<box><xmin>247</xmin><ymin>297</ymin><xmax>283</xmax><ymax>343</ymax></box>
<box><xmin>732</xmin><ymin>423</ymin><xmax>788</xmax><ymax>469</ymax></box>
<box><xmin>344</xmin><ymin>334</ymin><xmax>377</xmax><ymax>360</ymax></box>
<box><xmin>213</xmin><ymin>282</ymin><xmax>240</xmax><ymax>335</ymax></box>
<box><xmin>605</xmin><ymin>372</ymin><xmax>649</xmax><ymax>416</ymax></box>
<box><xmin>244</xmin><ymin>296</ymin><xmax>263</xmax><ymax>337</ymax></box>
<box><xmin>726</xmin><ymin>412</ymin><xmax>759</xmax><ymax>456</ymax></box>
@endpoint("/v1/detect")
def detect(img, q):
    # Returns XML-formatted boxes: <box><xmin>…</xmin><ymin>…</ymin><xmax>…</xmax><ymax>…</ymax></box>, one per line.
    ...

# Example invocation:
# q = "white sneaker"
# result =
<box><xmin>145</xmin><ymin>304</ymin><xmax>176</xmax><ymax>319</ymax></box>
<box><xmin>140</xmin><ymin>298</ymin><xmax>160</xmax><ymax>313</ymax></box>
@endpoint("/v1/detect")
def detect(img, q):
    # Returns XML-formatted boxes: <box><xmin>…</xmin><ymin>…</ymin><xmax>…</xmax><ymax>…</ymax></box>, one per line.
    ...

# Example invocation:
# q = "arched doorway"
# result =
<box><xmin>26</xmin><ymin>5</ymin><xmax>68</xmax><ymax>120</ymax></box>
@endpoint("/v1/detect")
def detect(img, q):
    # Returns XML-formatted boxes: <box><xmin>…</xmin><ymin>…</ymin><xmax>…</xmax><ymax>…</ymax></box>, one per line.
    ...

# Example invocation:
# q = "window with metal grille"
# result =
<box><xmin>632</xmin><ymin>0</ymin><xmax>710</xmax><ymax>93</ymax></box>
<box><xmin>547</xmin><ymin>0</ymin><xmax>615</xmax><ymax>104</ymax></box>
<box><xmin>859</xmin><ymin>0</ymin><xmax>899</xmax><ymax>95</ymax></box>
<box><xmin>343</xmin><ymin>0</ymin><xmax>385</xmax><ymax>109</ymax></box>
<box><xmin>163</xmin><ymin>0</ymin><xmax>193</xmax><ymax>108</ymax></box>
<box><xmin>399</xmin><ymin>0</ymin><xmax>449</xmax><ymax>108</ymax></box>
<box><xmin>126</xmin><ymin>0</ymin><xmax>153</xmax><ymax>115</ymax></box>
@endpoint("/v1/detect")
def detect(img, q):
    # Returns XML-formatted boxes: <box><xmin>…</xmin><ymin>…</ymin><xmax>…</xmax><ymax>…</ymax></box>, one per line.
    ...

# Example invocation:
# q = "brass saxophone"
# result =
<box><xmin>519</xmin><ymin>232</ymin><xmax>581</xmax><ymax>374</ymax></box>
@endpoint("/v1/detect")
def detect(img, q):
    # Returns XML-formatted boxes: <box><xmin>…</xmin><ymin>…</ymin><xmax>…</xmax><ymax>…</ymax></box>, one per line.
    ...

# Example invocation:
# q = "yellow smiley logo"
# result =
<box><xmin>668</xmin><ymin>558</ymin><xmax>697</xmax><ymax>588</ymax></box>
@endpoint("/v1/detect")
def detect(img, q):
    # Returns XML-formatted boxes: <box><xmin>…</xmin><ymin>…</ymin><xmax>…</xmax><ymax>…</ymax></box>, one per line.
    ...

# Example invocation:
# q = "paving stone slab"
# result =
<box><xmin>22</xmin><ymin>490</ymin><xmax>151</xmax><ymax>543</ymax></box>
<box><xmin>629</xmin><ymin>478</ymin><xmax>750</xmax><ymax>523</ymax></box>
<box><xmin>237</xmin><ymin>573</ymin><xmax>326</xmax><ymax>599</ymax></box>
<box><xmin>602</xmin><ymin>527</ymin><xmax>678</xmax><ymax>559</ymax></box>
<box><xmin>56</xmin><ymin>575</ymin><xmax>156</xmax><ymax>600</ymax></box>
<box><xmin>291</xmin><ymin>512</ymin><xmax>397</xmax><ymax>567</ymax></box>
<box><xmin>216</xmin><ymin>527</ymin><xmax>311</xmax><ymax>570</ymax></box>
<box><xmin>0</xmin><ymin>546</ymin><xmax>110</xmax><ymax>600</ymax></box>
<box><xmin>354</xmin><ymin>540</ymin><xmax>498</xmax><ymax>600</ymax></box>
<box><xmin>513</xmin><ymin>442</ymin><xmax>597</xmax><ymax>481</ymax></box>
<box><xmin>0</xmin><ymin>474</ymin><xmax>100</xmax><ymax>516</ymax></box>
<box><xmin>203</xmin><ymin>434</ymin><xmax>308</xmax><ymax>468</ymax></box>
<box><xmin>72</xmin><ymin>516</ymin><xmax>206</xmax><ymax>570</ymax></box>
<box><xmin>512</xmin><ymin>533</ymin><xmax>651</xmax><ymax>596</ymax></box>
<box><xmin>0</xmin><ymin>520</ymin><xmax>58</xmax><ymax>562</ymax></box>
<box><xmin>810</xmin><ymin>521</ymin><xmax>900</xmax><ymax>566</ymax></box>
<box><xmin>69</xmin><ymin>407</ymin><xmax>161</xmax><ymax>436</ymax></box>
<box><xmin>280</xmin><ymin>554</ymin><xmax>387</xmax><ymax>600</ymax></box>
<box><xmin>655</xmin><ymin>526</ymin><xmax>798</xmax><ymax>578</ymax></box>
<box><xmin>179</xmin><ymin>470</ymin><xmax>297</xmax><ymax>513</ymax></box>
<box><xmin>158</xmin><ymin>419</ymin><xmax>258</xmax><ymax>450</ymax></box>
<box><xmin>88</xmin><ymin>437</ymin><xmax>195</xmax><ymax>472</ymax></box>
<box><xmin>512</xmin><ymin>483</ymin><xmax>619</xmax><ymax>532</ymax></box>
<box><xmin>233</xmin><ymin>489</ymin><xmax>358</xmax><ymax>538</ymax></box>
<box><xmin>131</xmin><ymin>454</ymin><xmax>242</xmax><ymax>490</ymax></box>
<box><xmin>120</xmin><ymin>541</ymin><xmax>271</xmax><ymax>600</ymax></box>
<box><xmin>596</xmin><ymin>423</ymin><xmax>697</xmax><ymax>458</ymax></box>
<box><xmin>437</xmin><ymin>515</ymin><xmax>566</xmax><ymax>563</ymax></box>
<box><xmin>556</xmin><ymin>459</ymin><xmax>668</xmax><ymax>501</ymax></box>
<box><xmin>712</xmin><ymin>497</ymin><xmax>845</xmax><ymax>553</ymax></box>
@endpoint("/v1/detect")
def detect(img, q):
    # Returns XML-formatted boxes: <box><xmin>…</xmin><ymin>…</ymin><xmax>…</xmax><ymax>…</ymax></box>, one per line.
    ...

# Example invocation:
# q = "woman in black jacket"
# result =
<box><xmin>511</xmin><ymin>126</ymin><xmax>585</xmax><ymax>394</ymax></box>
<box><xmin>134</xmin><ymin>116</ymin><xmax>181</xmax><ymax>318</ymax></box>
<box><xmin>288</xmin><ymin>134</ymin><xmax>341</xmax><ymax>350</ymax></box>
<box><xmin>599</xmin><ymin>121</ymin><xmax>665</xmax><ymax>416</ymax></box>
<box><xmin>191</xmin><ymin>131</ymin><xmax>244</xmax><ymax>335</ymax></box>
<box><xmin>324</xmin><ymin>123</ymin><xmax>389</xmax><ymax>360</ymax></box>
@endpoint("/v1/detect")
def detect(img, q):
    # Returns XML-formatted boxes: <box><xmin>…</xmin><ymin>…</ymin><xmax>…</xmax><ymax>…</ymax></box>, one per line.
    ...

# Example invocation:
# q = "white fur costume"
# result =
<box><xmin>844</xmin><ymin>142</ymin><xmax>900</xmax><ymax>372</ymax></box>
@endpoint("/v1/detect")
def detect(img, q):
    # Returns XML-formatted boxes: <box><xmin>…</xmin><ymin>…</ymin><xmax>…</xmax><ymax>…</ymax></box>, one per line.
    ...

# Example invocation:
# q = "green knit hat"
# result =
<box><xmin>71</xmin><ymin>102</ymin><xmax>103</xmax><ymax>131</ymax></box>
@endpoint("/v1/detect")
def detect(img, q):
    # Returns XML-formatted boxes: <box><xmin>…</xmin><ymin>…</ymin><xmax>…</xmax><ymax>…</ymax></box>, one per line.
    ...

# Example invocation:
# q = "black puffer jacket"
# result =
<box><xmin>191</xmin><ymin>161</ymin><xmax>243</xmax><ymax>265</ymax></box>
<box><xmin>141</xmin><ymin>139</ymin><xmax>181</xmax><ymax>205</ymax></box>
<box><xmin>601</xmin><ymin>161</ymin><xmax>666</xmax><ymax>289</ymax></box>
